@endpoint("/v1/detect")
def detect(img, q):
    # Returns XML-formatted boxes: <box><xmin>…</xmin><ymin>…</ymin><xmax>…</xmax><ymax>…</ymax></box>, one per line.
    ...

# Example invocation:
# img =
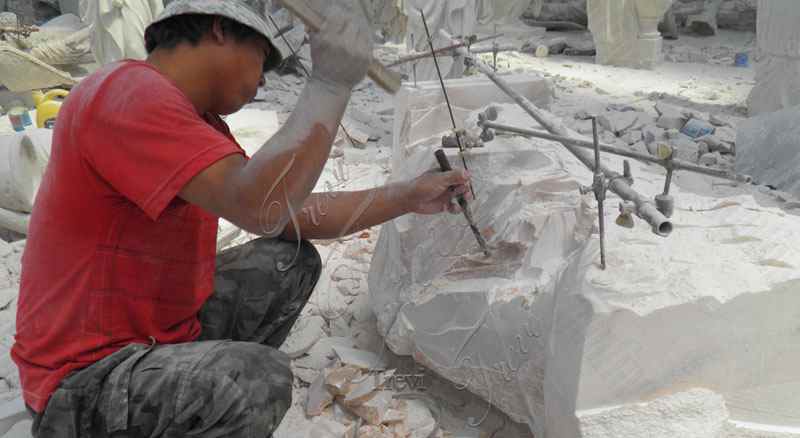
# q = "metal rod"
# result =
<box><xmin>421</xmin><ymin>10</ymin><xmax>463</xmax><ymax>150</ymax></box>
<box><xmin>272</xmin><ymin>23</ymin><xmax>295</xmax><ymax>39</ymax></box>
<box><xmin>492</xmin><ymin>24</ymin><xmax>498</xmax><ymax>71</ymax></box>
<box><xmin>591</xmin><ymin>118</ymin><xmax>607</xmax><ymax>270</ymax></box>
<box><xmin>598</xmin><ymin>189</ymin><xmax>607</xmax><ymax>267</ymax></box>
<box><xmin>591</xmin><ymin>118</ymin><xmax>600</xmax><ymax>170</ymax></box>
<box><xmin>441</xmin><ymin>29</ymin><xmax>673</xmax><ymax>237</ymax></box>
<box><xmin>411</xmin><ymin>34</ymin><xmax>417</xmax><ymax>87</ymax></box>
<box><xmin>663</xmin><ymin>168</ymin><xmax>673</xmax><ymax>195</ymax></box>
<box><xmin>480</xmin><ymin>120</ymin><xmax>752</xmax><ymax>184</ymax></box>
<box><xmin>420</xmin><ymin>10</ymin><xmax>476</xmax><ymax>198</ymax></box>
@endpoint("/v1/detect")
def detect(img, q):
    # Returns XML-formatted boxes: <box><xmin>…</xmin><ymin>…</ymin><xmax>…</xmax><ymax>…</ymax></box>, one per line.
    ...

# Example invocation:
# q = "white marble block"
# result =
<box><xmin>747</xmin><ymin>0</ymin><xmax>800</xmax><ymax>116</ymax></box>
<box><xmin>736</xmin><ymin>105</ymin><xmax>800</xmax><ymax>198</ymax></box>
<box><xmin>371</xmin><ymin>119</ymin><xmax>596</xmax><ymax>435</ymax></box>
<box><xmin>371</xmin><ymin>103</ymin><xmax>800</xmax><ymax>437</ymax></box>
<box><xmin>392</xmin><ymin>74</ymin><xmax>553</xmax><ymax>172</ymax></box>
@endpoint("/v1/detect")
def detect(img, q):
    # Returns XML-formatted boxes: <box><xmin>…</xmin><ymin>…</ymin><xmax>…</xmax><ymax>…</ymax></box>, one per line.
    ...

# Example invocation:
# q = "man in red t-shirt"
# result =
<box><xmin>11</xmin><ymin>0</ymin><xmax>472</xmax><ymax>436</ymax></box>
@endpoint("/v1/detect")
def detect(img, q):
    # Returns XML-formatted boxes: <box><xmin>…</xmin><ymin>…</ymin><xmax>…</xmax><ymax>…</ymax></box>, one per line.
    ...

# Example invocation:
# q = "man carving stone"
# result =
<box><xmin>11</xmin><ymin>0</ymin><xmax>471</xmax><ymax>436</ymax></box>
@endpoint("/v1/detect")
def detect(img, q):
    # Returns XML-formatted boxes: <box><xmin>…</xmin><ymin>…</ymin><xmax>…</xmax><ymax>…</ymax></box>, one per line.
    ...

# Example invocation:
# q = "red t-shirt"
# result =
<box><xmin>11</xmin><ymin>61</ymin><xmax>246</xmax><ymax>413</ymax></box>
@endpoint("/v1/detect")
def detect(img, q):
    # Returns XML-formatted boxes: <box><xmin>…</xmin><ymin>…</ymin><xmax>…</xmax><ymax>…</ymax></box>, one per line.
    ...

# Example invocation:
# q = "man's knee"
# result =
<box><xmin>199</xmin><ymin>341</ymin><xmax>292</xmax><ymax>392</ymax></box>
<box><xmin>236</xmin><ymin>341</ymin><xmax>292</xmax><ymax>384</ymax></box>
<box><xmin>251</xmin><ymin>237</ymin><xmax>321</xmax><ymax>278</ymax></box>
<box><xmin>187</xmin><ymin>342</ymin><xmax>293</xmax><ymax>434</ymax></box>
<box><xmin>247</xmin><ymin>238</ymin><xmax>322</xmax><ymax>305</ymax></box>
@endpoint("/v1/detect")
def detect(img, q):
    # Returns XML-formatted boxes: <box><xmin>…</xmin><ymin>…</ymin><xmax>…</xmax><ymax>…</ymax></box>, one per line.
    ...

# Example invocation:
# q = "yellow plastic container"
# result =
<box><xmin>32</xmin><ymin>89</ymin><xmax>69</xmax><ymax>129</ymax></box>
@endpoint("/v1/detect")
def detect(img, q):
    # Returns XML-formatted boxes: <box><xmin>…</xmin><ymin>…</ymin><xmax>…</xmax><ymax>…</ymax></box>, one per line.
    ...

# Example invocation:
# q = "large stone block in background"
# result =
<box><xmin>371</xmin><ymin>103</ymin><xmax>800</xmax><ymax>437</ymax></box>
<box><xmin>1</xmin><ymin>0</ymin><xmax>33</xmax><ymax>24</ymax></box>
<box><xmin>747</xmin><ymin>0</ymin><xmax>800</xmax><ymax>116</ymax></box>
<box><xmin>674</xmin><ymin>0</ymin><xmax>757</xmax><ymax>31</ymax></box>
<box><xmin>715</xmin><ymin>0</ymin><xmax>757</xmax><ymax>31</ymax></box>
<box><xmin>736</xmin><ymin>105</ymin><xmax>800</xmax><ymax>198</ymax></box>
<box><xmin>525</xmin><ymin>0</ymin><xmax>756</xmax><ymax>31</ymax></box>
<box><xmin>476</xmin><ymin>0</ymin><xmax>530</xmax><ymax>25</ymax></box>
<box><xmin>525</xmin><ymin>0</ymin><xmax>588</xmax><ymax>25</ymax></box>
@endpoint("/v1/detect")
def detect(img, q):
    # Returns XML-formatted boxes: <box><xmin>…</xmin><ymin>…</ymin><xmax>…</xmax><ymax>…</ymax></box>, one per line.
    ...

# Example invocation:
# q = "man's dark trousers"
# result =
<box><xmin>29</xmin><ymin>238</ymin><xmax>322</xmax><ymax>437</ymax></box>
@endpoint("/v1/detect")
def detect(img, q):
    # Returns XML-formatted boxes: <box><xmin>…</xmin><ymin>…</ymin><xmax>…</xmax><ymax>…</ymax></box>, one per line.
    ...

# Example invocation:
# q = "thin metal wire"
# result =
<box><xmin>419</xmin><ymin>8</ymin><xmax>477</xmax><ymax>198</ymax></box>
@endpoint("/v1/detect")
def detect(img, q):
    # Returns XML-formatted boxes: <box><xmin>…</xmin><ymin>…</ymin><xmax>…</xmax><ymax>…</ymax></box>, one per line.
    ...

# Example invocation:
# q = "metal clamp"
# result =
<box><xmin>655</xmin><ymin>143</ymin><xmax>676</xmax><ymax>218</ymax></box>
<box><xmin>616</xmin><ymin>202</ymin><xmax>636</xmax><ymax>228</ymax></box>
<box><xmin>442</xmin><ymin>130</ymin><xmax>484</xmax><ymax>149</ymax></box>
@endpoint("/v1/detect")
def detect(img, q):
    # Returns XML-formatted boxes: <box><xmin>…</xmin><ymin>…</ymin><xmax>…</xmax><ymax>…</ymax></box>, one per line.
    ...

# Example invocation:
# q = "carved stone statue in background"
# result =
<box><xmin>83</xmin><ymin>0</ymin><xmax>164</xmax><ymax>66</ymax></box>
<box><xmin>526</xmin><ymin>0</ymin><xmax>588</xmax><ymax>26</ymax></box>
<box><xmin>404</xmin><ymin>0</ymin><xmax>477</xmax><ymax>81</ymax></box>
<box><xmin>747</xmin><ymin>0</ymin><xmax>800</xmax><ymax>116</ymax></box>
<box><xmin>476</xmin><ymin>0</ymin><xmax>529</xmax><ymax>25</ymax></box>
<box><xmin>587</xmin><ymin>0</ymin><xmax>674</xmax><ymax>69</ymax></box>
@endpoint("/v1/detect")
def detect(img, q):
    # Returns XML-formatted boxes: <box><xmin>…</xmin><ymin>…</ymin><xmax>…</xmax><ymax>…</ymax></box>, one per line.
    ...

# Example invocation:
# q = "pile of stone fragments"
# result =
<box><xmin>299</xmin><ymin>339</ymin><xmax>437</xmax><ymax>438</ymax></box>
<box><xmin>572</xmin><ymin>99</ymin><xmax>738</xmax><ymax>170</ymax></box>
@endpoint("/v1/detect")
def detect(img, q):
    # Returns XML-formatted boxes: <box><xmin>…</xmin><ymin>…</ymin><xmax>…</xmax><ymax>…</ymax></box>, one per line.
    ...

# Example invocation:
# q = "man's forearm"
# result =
<box><xmin>281</xmin><ymin>183</ymin><xmax>412</xmax><ymax>240</ymax></box>
<box><xmin>235</xmin><ymin>79</ymin><xmax>350</xmax><ymax>236</ymax></box>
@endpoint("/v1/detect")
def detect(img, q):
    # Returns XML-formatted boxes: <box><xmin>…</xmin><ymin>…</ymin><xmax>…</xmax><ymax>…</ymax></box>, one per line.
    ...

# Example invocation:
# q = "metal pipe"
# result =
<box><xmin>480</xmin><ymin>121</ymin><xmax>752</xmax><ymax>184</ymax></box>
<box><xmin>441</xmin><ymin>30</ymin><xmax>673</xmax><ymax>237</ymax></box>
<box><xmin>467</xmin><ymin>45</ymin><xmax>517</xmax><ymax>55</ymax></box>
<box><xmin>387</xmin><ymin>33</ymin><xmax>504</xmax><ymax>67</ymax></box>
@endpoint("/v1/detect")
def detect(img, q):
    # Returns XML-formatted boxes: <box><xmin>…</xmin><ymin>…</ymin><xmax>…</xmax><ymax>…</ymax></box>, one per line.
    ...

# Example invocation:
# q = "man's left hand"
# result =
<box><xmin>403</xmin><ymin>170</ymin><xmax>473</xmax><ymax>215</ymax></box>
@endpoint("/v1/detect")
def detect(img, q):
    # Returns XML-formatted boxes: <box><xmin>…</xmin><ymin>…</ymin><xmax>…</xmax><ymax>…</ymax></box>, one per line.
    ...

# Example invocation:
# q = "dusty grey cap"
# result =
<box><xmin>149</xmin><ymin>0</ymin><xmax>284</xmax><ymax>72</ymax></box>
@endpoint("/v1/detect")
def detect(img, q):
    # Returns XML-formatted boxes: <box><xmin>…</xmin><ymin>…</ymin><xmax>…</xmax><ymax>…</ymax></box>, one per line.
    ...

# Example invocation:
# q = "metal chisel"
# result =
<box><xmin>434</xmin><ymin>149</ymin><xmax>491</xmax><ymax>257</ymax></box>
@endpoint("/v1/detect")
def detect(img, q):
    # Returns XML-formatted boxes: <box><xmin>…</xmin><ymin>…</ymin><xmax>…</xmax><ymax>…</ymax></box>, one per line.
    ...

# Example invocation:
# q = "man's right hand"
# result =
<box><xmin>308</xmin><ymin>1</ymin><xmax>373</xmax><ymax>90</ymax></box>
